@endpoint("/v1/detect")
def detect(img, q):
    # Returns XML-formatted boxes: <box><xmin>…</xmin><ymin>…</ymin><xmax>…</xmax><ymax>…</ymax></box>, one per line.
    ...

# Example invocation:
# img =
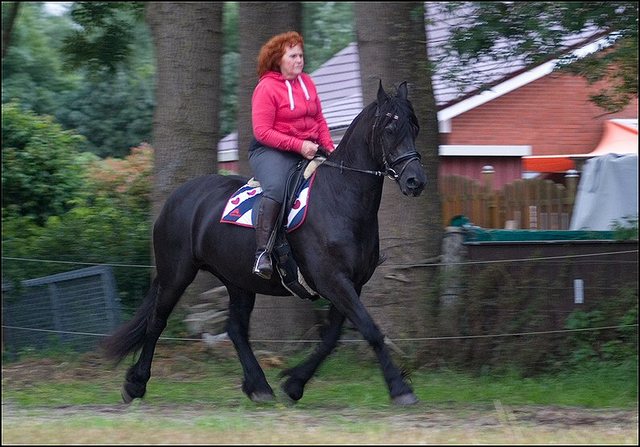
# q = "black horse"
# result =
<box><xmin>102</xmin><ymin>81</ymin><xmax>427</xmax><ymax>406</ymax></box>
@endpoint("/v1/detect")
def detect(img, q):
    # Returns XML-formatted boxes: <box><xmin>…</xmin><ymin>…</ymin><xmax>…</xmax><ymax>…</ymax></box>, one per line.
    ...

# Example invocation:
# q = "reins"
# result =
<box><xmin>320</xmin><ymin>158</ymin><xmax>386</xmax><ymax>177</ymax></box>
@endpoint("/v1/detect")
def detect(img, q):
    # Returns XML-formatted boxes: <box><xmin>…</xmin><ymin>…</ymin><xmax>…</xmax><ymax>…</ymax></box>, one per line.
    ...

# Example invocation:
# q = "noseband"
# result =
<box><xmin>382</xmin><ymin>139</ymin><xmax>422</xmax><ymax>180</ymax></box>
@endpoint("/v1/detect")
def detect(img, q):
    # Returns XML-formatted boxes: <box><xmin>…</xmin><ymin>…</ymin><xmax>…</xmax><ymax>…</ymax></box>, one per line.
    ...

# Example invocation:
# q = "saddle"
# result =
<box><xmin>220</xmin><ymin>156</ymin><xmax>326</xmax><ymax>301</ymax></box>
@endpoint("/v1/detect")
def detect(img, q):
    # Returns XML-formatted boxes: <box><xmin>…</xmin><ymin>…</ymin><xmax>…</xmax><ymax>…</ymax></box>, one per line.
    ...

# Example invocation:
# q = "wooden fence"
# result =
<box><xmin>440</xmin><ymin>171</ymin><xmax>580</xmax><ymax>229</ymax></box>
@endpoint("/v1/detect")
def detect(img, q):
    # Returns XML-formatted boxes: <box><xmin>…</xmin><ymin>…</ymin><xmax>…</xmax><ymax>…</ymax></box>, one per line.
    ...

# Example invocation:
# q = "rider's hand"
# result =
<box><xmin>301</xmin><ymin>140</ymin><xmax>319</xmax><ymax>160</ymax></box>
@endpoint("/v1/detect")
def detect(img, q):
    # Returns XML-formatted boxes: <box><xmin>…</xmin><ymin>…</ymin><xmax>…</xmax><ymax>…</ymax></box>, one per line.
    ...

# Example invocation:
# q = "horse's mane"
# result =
<box><xmin>332</xmin><ymin>90</ymin><xmax>419</xmax><ymax>165</ymax></box>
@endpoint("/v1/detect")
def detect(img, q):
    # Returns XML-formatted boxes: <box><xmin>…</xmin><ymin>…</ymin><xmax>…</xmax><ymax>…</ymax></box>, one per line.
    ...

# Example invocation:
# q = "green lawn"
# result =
<box><xmin>3</xmin><ymin>346</ymin><xmax>637</xmax><ymax>409</ymax></box>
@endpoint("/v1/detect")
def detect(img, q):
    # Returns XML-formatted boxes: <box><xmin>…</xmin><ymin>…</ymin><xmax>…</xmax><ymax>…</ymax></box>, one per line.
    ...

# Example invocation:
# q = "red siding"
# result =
<box><xmin>440</xmin><ymin>72</ymin><xmax>638</xmax><ymax>184</ymax></box>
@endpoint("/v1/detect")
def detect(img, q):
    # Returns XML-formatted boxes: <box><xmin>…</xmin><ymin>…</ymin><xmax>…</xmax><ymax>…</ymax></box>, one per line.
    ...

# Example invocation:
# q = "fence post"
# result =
<box><xmin>439</xmin><ymin>226</ymin><xmax>467</xmax><ymax>335</ymax></box>
<box><xmin>482</xmin><ymin>165</ymin><xmax>497</xmax><ymax>228</ymax></box>
<box><xmin>100</xmin><ymin>267</ymin><xmax>122</xmax><ymax>329</ymax></box>
<box><xmin>565</xmin><ymin>169</ymin><xmax>579</xmax><ymax>226</ymax></box>
<box><xmin>48</xmin><ymin>283</ymin><xmax>65</xmax><ymax>344</ymax></box>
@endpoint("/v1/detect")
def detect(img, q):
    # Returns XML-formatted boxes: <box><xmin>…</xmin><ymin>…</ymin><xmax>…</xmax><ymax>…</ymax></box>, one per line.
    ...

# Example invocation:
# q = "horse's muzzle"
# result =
<box><xmin>399</xmin><ymin>162</ymin><xmax>426</xmax><ymax>197</ymax></box>
<box><xmin>404</xmin><ymin>176</ymin><xmax>426</xmax><ymax>196</ymax></box>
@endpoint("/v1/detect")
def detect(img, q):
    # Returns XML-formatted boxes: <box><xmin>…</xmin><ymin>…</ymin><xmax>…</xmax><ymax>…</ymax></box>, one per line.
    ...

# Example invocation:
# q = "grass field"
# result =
<box><xmin>2</xmin><ymin>343</ymin><xmax>638</xmax><ymax>444</ymax></box>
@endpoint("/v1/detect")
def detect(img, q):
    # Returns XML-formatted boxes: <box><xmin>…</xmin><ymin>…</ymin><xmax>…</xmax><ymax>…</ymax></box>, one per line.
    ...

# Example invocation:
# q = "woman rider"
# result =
<box><xmin>248</xmin><ymin>31</ymin><xmax>335</xmax><ymax>279</ymax></box>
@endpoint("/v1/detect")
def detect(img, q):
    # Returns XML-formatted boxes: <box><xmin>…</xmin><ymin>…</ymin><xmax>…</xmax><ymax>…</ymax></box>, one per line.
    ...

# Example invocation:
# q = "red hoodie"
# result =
<box><xmin>252</xmin><ymin>71</ymin><xmax>335</xmax><ymax>154</ymax></box>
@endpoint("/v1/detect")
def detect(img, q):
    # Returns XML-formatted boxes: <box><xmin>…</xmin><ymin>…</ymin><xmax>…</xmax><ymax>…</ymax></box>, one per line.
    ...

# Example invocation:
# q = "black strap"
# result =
<box><xmin>274</xmin><ymin>241</ymin><xmax>319</xmax><ymax>301</ymax></box>
<box><xmin>267</xmin><ymin>160</ymin><xmax>320</xmax><ymax>302</ymax></box>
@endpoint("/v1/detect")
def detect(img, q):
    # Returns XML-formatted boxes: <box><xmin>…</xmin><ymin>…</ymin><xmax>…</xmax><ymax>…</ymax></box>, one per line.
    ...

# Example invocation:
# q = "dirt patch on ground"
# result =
<box><xmin>2</xmin><ymin>401</ymin><xmax>638</xmax><ymax>428</ymax></box>
<box><xmin>2</xmin><ymin>400</ymin><xmax>637</xmax><ymax>429</ymax></box>
<box><xmin>2</xmin><ymin>401</ymin><xmax>638</xmax><ymax>445</ymax></box>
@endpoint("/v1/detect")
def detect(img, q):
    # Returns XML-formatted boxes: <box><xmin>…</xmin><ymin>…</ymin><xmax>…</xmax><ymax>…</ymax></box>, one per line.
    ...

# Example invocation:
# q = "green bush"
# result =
<box><xmin>431</xmin><ymin>262</ymin><xmax>638</xmax><ymax>376</ymax></box>
<box><xmin>564</xmin><ymin>288</ymin><xmax>638</xmax><ymax>365</ymax></box>
<box><xmin>2</xmin><ymin>107</ymin><xmax>153</xmax><ymax>310</ymax></box>
<box><xmin>2</xmin><ymin>103</ymin><xmax>90</xmax><ymax>225</ymax></box>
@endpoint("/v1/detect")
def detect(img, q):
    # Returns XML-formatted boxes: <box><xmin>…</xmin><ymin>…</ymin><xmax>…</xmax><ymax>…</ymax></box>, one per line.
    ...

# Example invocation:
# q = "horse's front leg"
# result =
<box><xmin>321</xmin><ymin>280</ymin><xmax>418</xmax><ymax>406</ymax></box>
<box><xmin>280</xmin><ymin>303</ymin><xmax>345</xmax><ymax>402</ymax></box>
<box><xmin>225</xmin><ymin>285</ymin><xmax>274</xmax><ymax>402</ymax></box>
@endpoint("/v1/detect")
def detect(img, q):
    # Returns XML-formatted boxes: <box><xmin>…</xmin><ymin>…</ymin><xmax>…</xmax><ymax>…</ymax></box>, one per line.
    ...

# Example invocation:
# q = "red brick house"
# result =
<box><xmin>438</xmin><ymin>65</ymin><xmax>638</xmax><ymax>188</ymax></box>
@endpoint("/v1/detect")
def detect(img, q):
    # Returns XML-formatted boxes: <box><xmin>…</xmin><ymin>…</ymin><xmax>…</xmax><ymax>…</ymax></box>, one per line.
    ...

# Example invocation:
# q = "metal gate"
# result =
<box><xmin>2</xmin><ymin>265</ymin><xmax>122</xmax><ymax>354</ymax></box>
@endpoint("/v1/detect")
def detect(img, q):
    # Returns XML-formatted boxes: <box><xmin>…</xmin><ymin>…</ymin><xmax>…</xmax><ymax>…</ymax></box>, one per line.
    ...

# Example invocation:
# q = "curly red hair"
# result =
<box><xmin>256</xmin><ymin>31</ymin><xmax>304</xmax><ymax>78</ymax></box>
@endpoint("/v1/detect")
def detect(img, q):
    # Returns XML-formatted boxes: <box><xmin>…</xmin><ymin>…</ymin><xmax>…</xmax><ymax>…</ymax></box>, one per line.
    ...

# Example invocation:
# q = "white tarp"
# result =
<box><xmin>570</xmin><ymin>153</ymin><xmax>638</xmax><ymax>230</ymax></box>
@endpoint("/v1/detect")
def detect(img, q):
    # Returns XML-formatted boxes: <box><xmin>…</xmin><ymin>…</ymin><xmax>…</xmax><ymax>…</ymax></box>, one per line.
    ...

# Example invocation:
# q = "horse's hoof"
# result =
<box><xmin>250</xmin><ymin>391</ymin><xmax>275</xmax><ymax>403</ymax></box>
<box><xmin>281</xmin><ymin>379</ymin><xmax>305</xmax><ymax>403</ymax></box>
<box><xmin>392</xmin><ymin>392</ymin><xmax>419</xmax><ymax>406</ymax></box>
<box><xmin>121</xmin><ymin>386</ymin><xmax>134</xmax><ymax>404</ymax></box>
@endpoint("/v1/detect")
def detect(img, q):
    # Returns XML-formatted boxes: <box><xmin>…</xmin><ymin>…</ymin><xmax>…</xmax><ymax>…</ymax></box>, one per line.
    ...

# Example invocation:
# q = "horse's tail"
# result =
<box><xmin>100</xmin><ymin>279</ymin><xmax>159</xmax><ymax>365</ymax></box>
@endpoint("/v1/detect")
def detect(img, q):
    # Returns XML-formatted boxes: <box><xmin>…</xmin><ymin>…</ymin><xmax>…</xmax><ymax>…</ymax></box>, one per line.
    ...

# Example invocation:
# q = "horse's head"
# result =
<box><xmin>372</xmin><ymin>81</ymin><xmax>426</xmax><ymax>197</ymax></box>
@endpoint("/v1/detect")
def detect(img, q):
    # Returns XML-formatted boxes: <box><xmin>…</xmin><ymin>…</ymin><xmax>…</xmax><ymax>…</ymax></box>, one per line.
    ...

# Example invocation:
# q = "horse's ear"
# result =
<box><xmin>397</xmin><ymin>81</ymin><xmax>408</xmax><ymax>100</ymax></box>
<box><xmin>377</xmin><ymin>80</ymin><xmax>388</xmax><ymax>104</ymax></box>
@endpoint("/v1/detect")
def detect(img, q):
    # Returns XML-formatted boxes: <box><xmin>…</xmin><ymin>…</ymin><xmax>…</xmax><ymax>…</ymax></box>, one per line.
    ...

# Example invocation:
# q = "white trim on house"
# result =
<box><xmin>439</xmin><ymin>145</ymin><xmax>532</xmax><ymax>157</ymax></box>
<box><xmin>218</xmin><ymin>132</ymin><xmax>238</xmax><ymax>162</ymax></box>
<box><xmin>437</xmin><ymin>34</ymin><xmax>615</xmax><ymax>123</ymax></box>
<box><xmin>438</xmin><ymin>119</ymin><xmax>452</xmax><ymax>133</ymax></box>
<box><xmin>611</xmin><ymin>118</ymin><xmax>638</xmax><ymax>130</ymax></box>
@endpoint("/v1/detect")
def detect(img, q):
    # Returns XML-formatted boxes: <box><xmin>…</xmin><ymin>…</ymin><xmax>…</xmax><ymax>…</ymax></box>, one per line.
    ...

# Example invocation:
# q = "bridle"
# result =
<box><xmin>321</xmin><ymin>105</ymin><xmax>422</xmax><ymax>181</ymax></box>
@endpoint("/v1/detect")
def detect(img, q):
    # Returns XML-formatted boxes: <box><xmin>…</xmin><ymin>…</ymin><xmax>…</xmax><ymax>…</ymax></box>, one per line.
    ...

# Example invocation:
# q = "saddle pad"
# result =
<box><xmin>220</xmin><ymin>173</ymin><xmax>316</xmax><ymax>233</ymax></box>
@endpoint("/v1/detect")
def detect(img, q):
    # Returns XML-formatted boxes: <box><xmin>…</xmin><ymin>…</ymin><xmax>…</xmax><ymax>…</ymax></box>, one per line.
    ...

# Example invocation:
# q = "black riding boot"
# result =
<box><xmin>252</xmin><ymin>196</ymin><xmax>281</xmax><ymax>279</ymax></box>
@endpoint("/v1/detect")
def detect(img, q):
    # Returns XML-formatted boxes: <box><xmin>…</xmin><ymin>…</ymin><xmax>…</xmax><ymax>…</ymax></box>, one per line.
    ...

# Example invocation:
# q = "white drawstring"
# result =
<box><xmin>285</xmin><ymin>77</ymin><xmax>310</xmax><ymax>111</ymax></box>
<box><xmin>298</xmin><ymin>76</ymin><xmax>310</xmax><ymax>101</ymax></box>
<box><xmin>285</xmin><ymin>80</ymin><xmax>295</xmax><ymax>110</ymax></box>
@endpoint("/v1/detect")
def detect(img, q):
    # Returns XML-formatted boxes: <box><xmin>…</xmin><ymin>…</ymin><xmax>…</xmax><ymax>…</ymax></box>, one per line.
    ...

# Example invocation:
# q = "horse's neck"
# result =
<box><xmin>320</xmin><ymin>126</ymin><xmax>384</xmax><ymax>213</ymax></box>
<box><xmin>312</xmin><ymin>103</ymin><xmax>387</xmax><ymax>216</ymax></box>
<box><xmin>315</xmin><ymin>164</ymin><xmax>383</xmax><ymax>226</ymax></box>
<box><xmin>333</xmin><ymin>111</ymin><xmax>381</xmax><ymax>171</ymax></box>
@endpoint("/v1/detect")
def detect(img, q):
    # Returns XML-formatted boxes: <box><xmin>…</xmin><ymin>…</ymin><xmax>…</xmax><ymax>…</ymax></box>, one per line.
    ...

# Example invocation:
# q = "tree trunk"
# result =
<box><xmin>146</xmin><ymin>2</ymin><xmax>223</xmax><ymax>218</ymax></box>
<box><xmin>235</xmin><ymin>4</ymin><xmax>316</xmax><ymax>348</ymax></box>
<box><xmin>355</xmin><ymin>2</ymin><xmax>443</xmax><ymax>344</ymax></box>
<box><xmin>236</xmin><ymin>2</ymin><xmax>302</xmax><ymax>177</ymax></box>
<box><xmin>2</xmin><ymin>2</ymin><xmax>20</xmax><ymax>60</ymax></box>
<box><xmin>146</xmin><ymin>2</ymin><xmax>224</xmax><ymax>305</ymax></box>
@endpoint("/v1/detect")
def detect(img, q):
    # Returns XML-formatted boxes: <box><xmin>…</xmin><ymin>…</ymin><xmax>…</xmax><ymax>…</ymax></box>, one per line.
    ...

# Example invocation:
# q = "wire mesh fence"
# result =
<box><xmin>1</xmin><ymin>241</ymin><xmax>637</xmax><ymax>373</ymax></box>
<box><xmin>2</xmin><ymin>265</ymin><xmax>122</xmax><ymax>355</ymax></box>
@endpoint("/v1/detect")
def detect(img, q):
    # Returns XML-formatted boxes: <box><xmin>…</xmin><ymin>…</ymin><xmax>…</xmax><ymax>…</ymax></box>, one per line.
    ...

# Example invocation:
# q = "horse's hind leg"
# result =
<box><xmin>280</xmin><ymin>304</ymin><xmax>345</xmax><ymax>402</ymax></box>
<box><xmin>121</xmin><ymin>268</ymin><xmax>197</xmax><ymax>403</ymax></box>
<box><xmin>225</xmin><ymin>284</ymin><xmax>274</xmax><ymax>402</ymax></box>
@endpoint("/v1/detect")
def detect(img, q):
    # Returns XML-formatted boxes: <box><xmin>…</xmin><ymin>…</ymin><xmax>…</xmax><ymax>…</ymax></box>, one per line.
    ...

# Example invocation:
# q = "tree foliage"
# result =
<box><xmin>1</xmin><ymin>3</ymin><xmax>78</xmax><ymax>116</ymax></box>
<box><xmin>439</xmin><ymin>1</ymin><xmax>638</xmax><ymax>112</ymax></box>
<box><xmin>62</xmin><ymin>1</ymin><xmax>145</xmax><ymax>73</ymax></box>
<box><xmin>2</xmin><ymin>2</ymin><xmax>155</xmax><ymax>158</ymax></box>
<box><xmin>86</xmin><ymin>143</ymin><xmax>153</xmax><ymax>212</ymax></box>
<box><xmin>55</xmin><ymin>70</ymin><xmax>155</xmax><ymax>158</ymax></box>
<box><xmin>302</xmin><ymin>1</ymin><xmax>355</xmax><ymax>72</ymax></box>
<box><xmin>1</xmin><ymin>103</ymin><xmax>91</xmax><ymax>225</ymax></box>
<box><xmin>220</xmin><ymin>2</ymin><xmax>239</xmax><ymax>137</ymax></box>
